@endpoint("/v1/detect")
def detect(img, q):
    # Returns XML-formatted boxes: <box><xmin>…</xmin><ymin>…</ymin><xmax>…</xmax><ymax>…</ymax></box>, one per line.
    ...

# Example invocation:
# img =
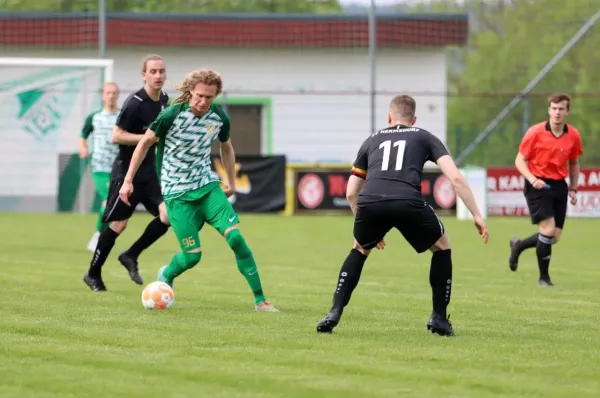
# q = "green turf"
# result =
<box><xmin>0</xmin><ymin>212</ymin><xmax>598</xmax><ymax>398</ymax></box>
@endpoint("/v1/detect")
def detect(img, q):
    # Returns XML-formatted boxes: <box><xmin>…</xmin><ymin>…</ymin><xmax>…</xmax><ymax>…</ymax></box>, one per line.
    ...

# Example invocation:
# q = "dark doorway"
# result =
<box><xmin>212</xmin><ymin>105</ymin><xmax>262</xmax><ymax>155</ymax></box>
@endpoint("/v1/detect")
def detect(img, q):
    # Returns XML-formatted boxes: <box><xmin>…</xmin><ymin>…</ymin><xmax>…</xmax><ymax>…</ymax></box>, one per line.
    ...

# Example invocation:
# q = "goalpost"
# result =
<box><xmin>0</xmin><ymin>57</ymin><xmax>114</xmax><ymax>215</ymax></box>
<box><xmin>455</xmin><ymin>165</ymin><xmax>488</xmax><ymax>221</ymax></box>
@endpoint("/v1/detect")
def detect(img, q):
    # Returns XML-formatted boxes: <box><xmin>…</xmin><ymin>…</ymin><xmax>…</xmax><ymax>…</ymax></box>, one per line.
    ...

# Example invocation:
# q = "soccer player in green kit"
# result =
<box><xmin>78</xmin><ymin>82</ymin><xmax>120</xmax><ymax>252</ymax></box>
<box><xmin>119</xmin><ymin>69</ymin><xmax>279</xmax><ymax>312</ymax></box>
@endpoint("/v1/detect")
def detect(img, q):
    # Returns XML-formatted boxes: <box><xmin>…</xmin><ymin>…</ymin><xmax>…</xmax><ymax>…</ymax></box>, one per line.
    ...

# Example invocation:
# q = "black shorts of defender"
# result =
<box><xmin>524</xmin><ymin>178</ymin><xmax>568</xmax><ymax>229</ymax></box>
<box><xmin>103</xmin><ymin>175</ymin><xmax>163</xmax><ymax>223</ymax></box>
<box><xmin>354</xmin><ymin>200</ymin><xmax>445</xmax><ymax>253</ymax></box>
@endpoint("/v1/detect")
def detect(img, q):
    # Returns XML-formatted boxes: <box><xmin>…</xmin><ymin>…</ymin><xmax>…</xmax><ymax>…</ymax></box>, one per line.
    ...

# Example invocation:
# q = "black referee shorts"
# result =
<box><xmin>102</xmin><ymin>165</ymin><xmax>163</xmax><ymax>223</ymax></box>
<box><xmin>353</xmin><ymin>199</ymin><xmax>445</xmax><ymax>253</ymax></box>
<box><xmin>524</xmin><ymin>178</ymin><xmax>568</xmax><ymax>229</ymax></box>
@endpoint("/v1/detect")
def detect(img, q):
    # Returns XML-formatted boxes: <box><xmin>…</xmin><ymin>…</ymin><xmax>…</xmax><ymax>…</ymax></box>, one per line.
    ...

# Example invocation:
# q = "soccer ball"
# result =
<box><xmin>141</xmin><ymin>281</ymin><xmax>175</xmax><ymax>310</ymax></box>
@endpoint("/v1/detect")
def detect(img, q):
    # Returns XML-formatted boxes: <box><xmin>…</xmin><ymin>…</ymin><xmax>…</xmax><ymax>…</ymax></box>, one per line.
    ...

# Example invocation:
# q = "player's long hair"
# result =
<box><xmin>172</xmin><ymin>69</ymin><xmax>223</xmax><ymax>104</ymax></box>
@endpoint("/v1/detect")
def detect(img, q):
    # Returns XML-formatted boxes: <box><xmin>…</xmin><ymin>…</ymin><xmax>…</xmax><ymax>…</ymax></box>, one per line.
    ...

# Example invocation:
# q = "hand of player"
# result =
<box><xmin>532</xmin><ymin>178</ymin><xmax>547</xmax><ymax>190</ymax></box>
<box><xmin>79</xmin><ymin>146</ymin><xmax>88</xmax><ymax>159</ymax></box>
<box><xmin>119</xmin><ymin>180</ymin><xmax>134</xmax><ymax>206</ymax></box>
<box><xmin>222</xmin><ymin>185</ymin><xmax>236</xmax><ymax>198</ymax></box>
<box><xmin>375</xmin><ymin>239</ymin><xmax>385</xmax><ymax>250</ymax></box>
<box><xmin>568</xmin><ymin>190</ymin><xmax>577</xmax><ymax>205</ymax></box>
<box><xmin>473</xmin><ymin>215</ymin><xmax>489</xmax><ymax>244</ymax></box>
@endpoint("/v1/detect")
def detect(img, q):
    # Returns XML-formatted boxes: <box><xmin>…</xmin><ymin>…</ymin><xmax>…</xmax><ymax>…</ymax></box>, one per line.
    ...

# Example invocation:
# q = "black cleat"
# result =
<box><xmin>118</xmin><ymin>252</ymin><xmax>144</xmax><ymax>285</ymax></box>
<box><xmin>427</xmin><ymin>313</ymin><xmax>455</xmax><ymax>336</ymax></box>
<box><xmin>509</xmin><ymin>237</ymin><xmax>520</xmax><ymax>272</ymax></box>
<box><xmin>538</xmin><ymin>278</ymin><xmax>554</xmax><ymax>287</ymax></box>
<box><xmin>83</xmin><ymin>273</ymin><xmax>107</xmax><ymax>292</ymax></box>
<box><xmin>316</xmin><ymin>309</ymin><xmax>342</xmax><ymax>333</ymax></box>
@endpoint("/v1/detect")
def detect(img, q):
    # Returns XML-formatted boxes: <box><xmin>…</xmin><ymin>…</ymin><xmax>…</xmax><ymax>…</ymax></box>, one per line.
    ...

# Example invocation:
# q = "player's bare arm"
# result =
<box><xmin>77</xmin><ymin>137</ymin><xmax>89</xmax><ymax>159</ymax></box>
<box><xmin>119</xmin><ymin>129</ymin><xmax>159</xmax><ymax>205</ymax></box>
<box><xmin>78</xmin><ymin>112</ymin><xmax>95</xmax><ymax>158</ymax></box>
<box><xmin>568</xmin><ymin>158</ymin><xmax>579</xmax><ymax>205</ymax></box>
<box><xmin>437</xmin><ymin>155</ymin><xmax>489</xmax><ymax>243</ymax></box>
<box><xmin>220</xmin><ymin>139</ymin><xmax>236</xmax><ymax>197</ymax></box>
<box><xmin>111</xmin><ymin>125</ymin><xmax>145</xmax><ymax>146</ymax></box>
<box><xmin>515</xmin><ymin>152</ymin><xmax>546</xmax><ymax>190</ymax></box>
<box><xmin>346</xmin><ymin>175</ymin><xmax>365</xmax><ymax>215</ymax></box>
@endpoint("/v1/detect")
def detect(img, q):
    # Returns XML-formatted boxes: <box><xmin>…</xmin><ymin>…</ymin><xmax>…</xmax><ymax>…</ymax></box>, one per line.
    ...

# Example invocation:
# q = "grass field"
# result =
<box><xmin>0</xmin><ymin>212</ymin><xmax>598</xmax><ymax>398</ymax></box>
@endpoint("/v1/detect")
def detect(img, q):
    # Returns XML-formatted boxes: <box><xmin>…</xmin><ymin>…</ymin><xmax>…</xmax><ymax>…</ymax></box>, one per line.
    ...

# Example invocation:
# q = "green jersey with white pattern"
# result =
<box><xmin>150</xmin><ymin>102</ymin><xmax>230</xmax><ymax>199</ymax></box>
<box><xmin>80</xmin><ymin>109</ymin><xmax>120</xmax><ymax>173</ymax></box>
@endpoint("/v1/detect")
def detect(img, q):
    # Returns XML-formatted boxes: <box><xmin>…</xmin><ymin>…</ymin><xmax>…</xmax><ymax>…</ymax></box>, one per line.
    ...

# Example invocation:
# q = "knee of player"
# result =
<box><xmin>158</xmin><ymin>206</ymin><xmax>170</xmax><ymax>225</ymax></box>
<box><xmin>184</xmin><ymin>250</ymin><xmax>202</xmax><ymax>267</ymax></box>
<box><xmin>352</xmin><ymin>241</ymin><xmax>370</xmax><ymax>256</ymax></box>
<box><xmin>225</xmin><ymin>229</ymin><xmax>251</xmax><ymax>256</ymax></box>
<box><xmin>430</xmin><ymin>233</ymin><xmax>451</xmax><ymax>252</ymax></box>
<box><xmin>159</xmin><ymin>213</ymin><xmax>170</xmax><ymax>226</ymax></box>
<box><xmin>109</xmin><ymin>220</ymin><xmax>128</xmax><ymax>234</ymax></box>
<box><xmin>538</xmin><ymin>218</ymin><xmax>556</xmax><ymax>237</ymax></box>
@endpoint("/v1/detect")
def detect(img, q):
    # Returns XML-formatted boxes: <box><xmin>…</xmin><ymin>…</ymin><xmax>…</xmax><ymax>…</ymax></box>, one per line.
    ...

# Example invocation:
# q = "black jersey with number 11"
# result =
<box><xmin>351</xmin><ymin>124</ymin><xmax>449</xmax><ymax>203</ymax></box>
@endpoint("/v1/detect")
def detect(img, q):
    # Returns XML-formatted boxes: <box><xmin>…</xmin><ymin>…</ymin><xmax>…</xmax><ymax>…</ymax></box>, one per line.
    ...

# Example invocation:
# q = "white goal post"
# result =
<box><xmin>0</xmin><ymin>57</ymin><xmax>114</xmax><ymax>80</ymax></box>
<box><xmin>456</xmin><ymin>166</ymin><xmax>488</xmax><ymax>220</ymax></box>
<box><xmin>0</xmin><ymin>57</ymin><xmax>114</xmax><ymax>214</ymax></box>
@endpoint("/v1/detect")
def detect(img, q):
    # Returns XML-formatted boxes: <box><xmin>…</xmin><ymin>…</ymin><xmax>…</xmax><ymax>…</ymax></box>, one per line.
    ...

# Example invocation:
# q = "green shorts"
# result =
<box><xmin>92</xmin><ymin>172</ymin><xmax>111</xmax><ymax>201</ymax></box>
<box><xmin>165</xmin><ymin>182</ymin><xmax>240</xmax><ymax>251</ymax></box>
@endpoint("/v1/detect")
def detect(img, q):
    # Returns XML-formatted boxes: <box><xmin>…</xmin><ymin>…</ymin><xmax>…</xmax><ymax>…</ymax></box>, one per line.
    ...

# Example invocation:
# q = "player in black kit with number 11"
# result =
<box><xmin>83</xmin><ymin>55</ymin><xmax>171</xmax><ymax>292</ymax></box>
<box><xmin>316</xmin><ymin>95</ymin><xmax>489</xmax><ymax>336</ymax></box>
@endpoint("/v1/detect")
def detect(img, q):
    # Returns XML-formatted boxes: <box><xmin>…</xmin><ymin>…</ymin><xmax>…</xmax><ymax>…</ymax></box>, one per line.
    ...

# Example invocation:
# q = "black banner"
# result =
<box><xmin>420</xmin><ymin>170</ymin><xmax>457</xmax><ymax>215</ymax></box>
<box><xmin>295</xmin><ymin>168</ymin><xmax>353</xmax><ymax>212</ymax></box>
<box><xmin>211</xmin><ymin>155</ymin><xmax>286</xmax><ymax>213</ymax></box>
<box><xmin>293</xmin><ymin>167</ymin><xmax>456</xmax><ymax>214</ymax></box>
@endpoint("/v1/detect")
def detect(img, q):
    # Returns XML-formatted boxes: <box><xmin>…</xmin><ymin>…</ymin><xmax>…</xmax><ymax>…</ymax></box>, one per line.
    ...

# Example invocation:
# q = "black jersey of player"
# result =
<box><xmin>350</xmin><ymin>124</ymin><xmax>449</xmax><ymax>203</ymax></box>
<box><xmin>114</xmin><ymin>87</ymin><xmax>169</xmax><ymax>179</ymax></box>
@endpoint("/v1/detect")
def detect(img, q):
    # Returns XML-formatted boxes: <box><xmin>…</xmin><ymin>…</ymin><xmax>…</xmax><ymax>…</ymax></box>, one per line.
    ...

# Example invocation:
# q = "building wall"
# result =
<box><xmin>4</xmin><ymin>46</ymin><xmax>448</xmax><ymax>163</ymax></box>
<box><xmin>0</xmin><ymin>46</ymin><xmax>447</xmax><ymax>212</ymax></box>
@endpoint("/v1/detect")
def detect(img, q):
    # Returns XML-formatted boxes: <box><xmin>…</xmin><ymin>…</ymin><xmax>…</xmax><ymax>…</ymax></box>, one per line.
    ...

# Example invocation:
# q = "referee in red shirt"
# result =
<box><xmin>509</xmin><ymin>93</ymin><xmax>583</xmax><ymax>286</ymax></box>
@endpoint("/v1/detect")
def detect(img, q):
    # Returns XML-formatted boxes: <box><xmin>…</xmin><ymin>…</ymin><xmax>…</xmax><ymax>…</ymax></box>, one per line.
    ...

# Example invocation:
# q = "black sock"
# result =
<box><xmin>430</xmin><ymin>249</ymin><xmax>452</xmax><ymax>318</ymax></box>
<box><xmin>332</xmin><ymin>249</ymin><xmax>368</xmax><ymax>310</ymax></box>
<box><xmin>125</xmin><ymin>217</ymin><xmax>169</xmax><ymax>259</ymax></box>
<box><xmin>516</xmin><ymin>233</ymin><xmax>539</xmax><ymax>254</ymax></box>
<box><xmin>88</xmin><ymin>228</ymin><xmax>119</xmax><ymax>278</ymax></box>
<box><xmin>536</xmin><ymin>234</ymin><xmax>553</xmax><ymax>280</ymax></box>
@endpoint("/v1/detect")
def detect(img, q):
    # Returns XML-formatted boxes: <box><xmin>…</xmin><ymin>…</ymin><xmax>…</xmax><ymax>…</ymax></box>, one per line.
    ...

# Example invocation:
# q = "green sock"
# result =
<box><xmin>164</xmin><ymin>251</ymin><xmax>201</xmax><ymax>281</ymax></box>
<box><xmin>226</xmin><ymin>229</ymin><xmax>266</xmax><ymax>304</ymax></box>
<box><xmin>96</xmin><ymin>206</ymin><xmax>108</xmax><ymax>233</ymax></box>
<box><xmin>236</xmin><ymin>255</ymin><xmax>266</xmax><ymax>304</ymax></box>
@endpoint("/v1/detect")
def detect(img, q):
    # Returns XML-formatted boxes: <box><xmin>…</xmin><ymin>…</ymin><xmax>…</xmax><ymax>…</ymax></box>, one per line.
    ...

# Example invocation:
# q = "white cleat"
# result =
<box><xmin>255</xmin><ymin>300</ymin><xmax>279</xmax><ymax>313</ymax></box>
<box><xmin>86</xmin><ymin>231</ymin><xmax>100</xmax><ymax>252</ymax></box>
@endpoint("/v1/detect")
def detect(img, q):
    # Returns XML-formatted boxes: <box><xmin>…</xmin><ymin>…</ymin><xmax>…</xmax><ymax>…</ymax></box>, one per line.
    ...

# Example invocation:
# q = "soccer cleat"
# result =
<box><xmin>316</xmin><ymin>308</ymin><xmax>342</xmax><ymax>333</ymax></box>
<box><xmin>83</xmin><ymin>273</ymin><xmax>107</xmax><ymax>292</ymax></box>
<box><xmin>86</xmin><ymin>231</ymin><xmax>100</xmax><ymax>253</ymax></box>
<box><xmin>509</xmin><ymin>237</ymin><xmax>520</xmax><ymax>271</ymax></box>
<box><xmin>427</xmin><ymin>313</ymin><xmax>455</xmax><ymax>336</ymax></box>
<box><xmin>157</xmin><ymin>265</ymin><xmax>173</xmax><ymax>287</ymax></box>
<box><xmin>255</xmin><ymin>300</ymin><xmax>279</xmax><ymax>313</ymax></box>
<box><xmin>118</xmin><ymin>251</ymin><xmax>144</xmax><ymax>285</ymax></box>
<box><xmin>538</xmin><ymin>278</ymin><xmax>554</xmax><ymax>287</ymax></box>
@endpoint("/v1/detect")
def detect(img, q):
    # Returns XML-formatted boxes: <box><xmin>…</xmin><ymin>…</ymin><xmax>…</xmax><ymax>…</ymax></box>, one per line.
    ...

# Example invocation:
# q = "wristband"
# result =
<box><xmin>569</xmin><ymin>188</ymin><xmax>577</xmax><ymax>193</ymax></box>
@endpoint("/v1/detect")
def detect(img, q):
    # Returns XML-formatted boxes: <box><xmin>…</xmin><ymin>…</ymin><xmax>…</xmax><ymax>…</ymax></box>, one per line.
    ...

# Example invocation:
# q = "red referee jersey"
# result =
<box><xmin>519</xmin><ymin>121</ymin><xmax>583</xmax><ymax>180</ymax></box>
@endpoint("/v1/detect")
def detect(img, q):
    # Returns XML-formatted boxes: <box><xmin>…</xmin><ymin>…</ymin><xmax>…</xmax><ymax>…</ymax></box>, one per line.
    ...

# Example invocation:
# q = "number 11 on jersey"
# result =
<box><xmin>379</xmin><ymin>139</ymin><xmax>406</xmax><ymax>171</ymax></box>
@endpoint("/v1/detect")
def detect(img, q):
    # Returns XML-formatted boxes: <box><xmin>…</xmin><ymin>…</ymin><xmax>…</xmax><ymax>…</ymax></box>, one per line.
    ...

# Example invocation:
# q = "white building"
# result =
<box><xmin>0</xmin><ymin>12</ymin><xmax>467</xmax><ymax>212</ymax></box>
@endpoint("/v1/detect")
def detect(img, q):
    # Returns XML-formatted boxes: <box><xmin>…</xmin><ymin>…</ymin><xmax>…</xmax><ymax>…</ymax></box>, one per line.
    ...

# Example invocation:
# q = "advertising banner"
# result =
<box><xmin>486</xmin><ymin>167</ymin><xmax>600</xmax><ymax>217</ymax></box>
<box><xmin>289</xmin><ymin>165</ymin><xmax>456</xmax><ymax>215</ymax></box>
<box><xmin>212</xmin><ymin>155</ymin><xmax>286</xmax><ymax>213</ymax></box>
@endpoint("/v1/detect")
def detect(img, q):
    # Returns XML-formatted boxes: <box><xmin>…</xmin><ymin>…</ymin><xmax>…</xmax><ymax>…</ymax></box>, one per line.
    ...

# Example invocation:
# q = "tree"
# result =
<box><xmin>407</xmin><ymin>0</ymin><xmax>600</xmax><ymax>166</ymax></box>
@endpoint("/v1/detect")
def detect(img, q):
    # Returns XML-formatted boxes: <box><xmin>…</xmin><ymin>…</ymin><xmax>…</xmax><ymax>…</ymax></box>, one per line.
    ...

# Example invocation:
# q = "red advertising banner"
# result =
<box><xmin>487</xmin><ymin>167</ymin><xmax>600</xmax><ymax>217</ymax></box>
